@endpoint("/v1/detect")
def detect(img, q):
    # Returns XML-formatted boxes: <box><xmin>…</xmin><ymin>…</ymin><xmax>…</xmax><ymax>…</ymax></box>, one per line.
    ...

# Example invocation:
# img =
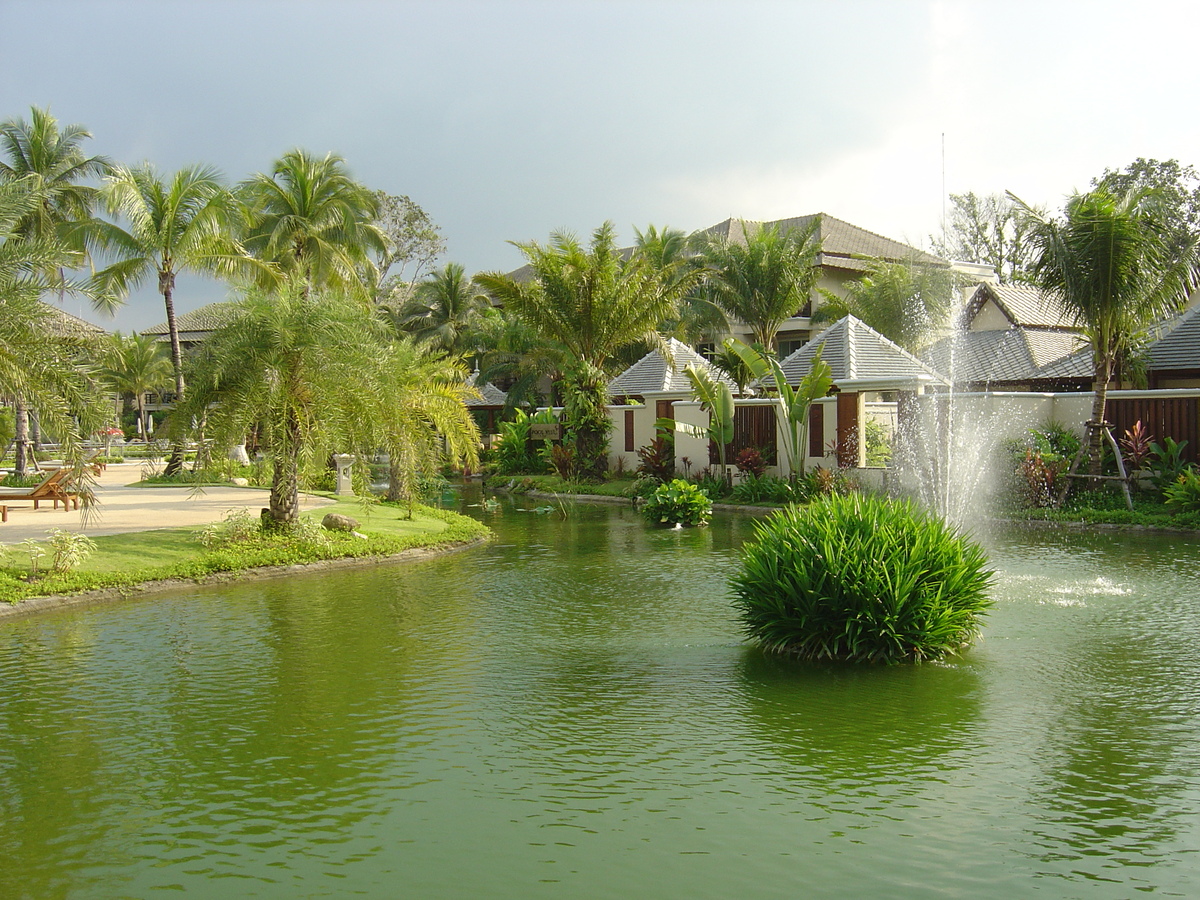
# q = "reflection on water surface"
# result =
<box><xmin>2</xmin><ymin>498</ymin><xmax>1200</xmax><ymax>898</ymax></box>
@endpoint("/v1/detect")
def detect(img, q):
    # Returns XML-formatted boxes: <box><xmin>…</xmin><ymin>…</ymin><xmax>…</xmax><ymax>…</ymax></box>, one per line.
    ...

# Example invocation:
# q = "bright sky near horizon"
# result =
<box><xmin>3</xmin><ymin>0</ymin><xmax>1199</xmax><ymax>333</ymax></box>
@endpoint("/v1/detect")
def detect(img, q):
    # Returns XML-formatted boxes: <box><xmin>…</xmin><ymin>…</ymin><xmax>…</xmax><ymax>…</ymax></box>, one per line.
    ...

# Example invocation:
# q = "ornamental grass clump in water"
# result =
<box><xmin>732</xmin><ymin>493</ymin><xmax>994</xmax><ymax>663</ymax></box>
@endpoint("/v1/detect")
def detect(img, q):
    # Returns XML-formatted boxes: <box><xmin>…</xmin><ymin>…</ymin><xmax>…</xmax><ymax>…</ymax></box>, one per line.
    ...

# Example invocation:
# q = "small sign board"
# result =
<box><xmin>530</xmin><ymin>423</ymin><xmax>563</xmax><ymax>441</ymax></box>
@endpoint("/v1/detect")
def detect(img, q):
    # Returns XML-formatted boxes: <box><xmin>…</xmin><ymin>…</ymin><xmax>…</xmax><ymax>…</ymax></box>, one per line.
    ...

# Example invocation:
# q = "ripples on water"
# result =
<box><xmin>2</xmin><ymin>502</ymin><xmax>1200</xmax><ymax>898</ymax></box>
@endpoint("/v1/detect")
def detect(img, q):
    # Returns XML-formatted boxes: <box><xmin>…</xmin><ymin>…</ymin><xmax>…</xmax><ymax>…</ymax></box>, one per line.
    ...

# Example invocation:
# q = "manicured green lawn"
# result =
<box><xmin>0</xmin><ymin>497</ymin><xmax>489</xmax><ymax>606</ymax></box>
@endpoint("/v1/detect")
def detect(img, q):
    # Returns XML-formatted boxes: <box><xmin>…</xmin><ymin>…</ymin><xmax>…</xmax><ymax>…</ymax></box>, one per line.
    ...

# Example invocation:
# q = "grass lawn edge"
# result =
<box><xmin>0</xmin><ymin>502</ymin><xmax>491</xmax><ymax>620</ymax></box>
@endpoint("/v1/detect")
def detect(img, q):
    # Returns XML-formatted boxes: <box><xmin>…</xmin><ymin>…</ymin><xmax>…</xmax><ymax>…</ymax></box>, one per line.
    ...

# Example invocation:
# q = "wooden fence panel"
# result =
<box><xmin>709</xmin><ymin>405</ymin><xmax>777</xmax><ymax>466</ymax></box>
<box><xmin>1107</xmin><ymin>396</ymin><xmax>1200</xmax><ymax>464</ymax></box>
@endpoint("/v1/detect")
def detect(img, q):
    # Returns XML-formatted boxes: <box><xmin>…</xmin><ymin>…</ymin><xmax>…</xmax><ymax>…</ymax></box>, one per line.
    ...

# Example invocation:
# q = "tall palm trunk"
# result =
<box><xmin>13</xmin><ymin>399</ymin><xmax>28</xmax><ymax>477</ymax></box>
<box><xmin>266</xmin><ymin>408</ymin><xmax>301</xmax><ymax>528</ymax></box>
<box><xmin>1087</xmin><ymin>354</ymin><xmax>1115</xmax><ymax>479</ymax></box>
<box><xmin>160</xmin><ymin>269</ymin><xmax>187</xmax><ymax>476</ymax></box>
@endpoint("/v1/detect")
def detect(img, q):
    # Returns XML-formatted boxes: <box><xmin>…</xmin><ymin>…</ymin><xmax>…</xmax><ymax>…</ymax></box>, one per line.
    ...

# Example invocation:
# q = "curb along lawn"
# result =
<box><xmin>0</xmin><ymin>497</ymin><xmax>490</xmax><ymax>608</ymax></box>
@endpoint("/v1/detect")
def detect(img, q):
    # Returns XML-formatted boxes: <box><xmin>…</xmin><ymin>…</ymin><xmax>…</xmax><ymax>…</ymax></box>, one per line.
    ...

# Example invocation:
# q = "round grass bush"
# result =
<box><xmin>641</xmin><ymin>478</ymin><xmax>713</xmax><ymax>526</ymax></box>
<box><xmin>732</xmin><ymin>493</ymin><xmax>994</xmax><ymax>663</ymax></box>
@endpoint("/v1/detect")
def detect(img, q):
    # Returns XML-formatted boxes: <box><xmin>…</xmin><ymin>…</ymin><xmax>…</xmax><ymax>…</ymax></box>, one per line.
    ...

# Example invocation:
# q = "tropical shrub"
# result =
<box><xmin>641</xmin><ymin>478</ymin><xmax>713</xmax><ymax>526</ymax></box>
<box><xmin>1120</xmin><ymin>420</ymin><xmax>1153</xmax><ymax>471</ymax></box>
<box><xmin>690</xmin><ymin>467</ymin><xmax>730</xmax><ymax>500</ymax></box>
<box><xmin>550</xmin><ymin>443</ymin><xmax>577</xmax><ymax>480</ymax></box>
<box><xmin>794</xmin><ymin>465</ymin><xmax>854</xmax><ymax>501</ymax></box>
<box><xmin>730</xmin><ymin>473</ymin><xmax>796</xmax><ymax>504</ymax></box>
<box><xmin>734</xmin><ymin>447</ymin><xmax>768</xmax><ymax>478</ymax></box>
<box><xmin>625</xmin><ymin>473</ymin><xmax>663</xmax><ymax>500</ymax></box>
<box><xmin>46</xmin><ymin>530</ymin><xmax>97</xmax><ymax>574</ymax></box>
<box><xmin>1149</xmin><ymin>437</ymin><xmax>1191</xmax><ymax>492</ymax></box>
<box><xmin>636</xmin><ymin>436</ymin><xmax>675</xmax><ymax>481</ymax></box>
<box><xmin>732</xmin><ymin>494</ymin><xmax>994</xmax><ymax>663</ymax></box>
<box><xmin>493</xmin><ymin>409</ymin><xmax>558</xmax><ymax>475</ymax></box>
<box><xmin>1163</xmin><ymin>468</ymin><xmax>1200</xmax><ymax>512</ymax></box>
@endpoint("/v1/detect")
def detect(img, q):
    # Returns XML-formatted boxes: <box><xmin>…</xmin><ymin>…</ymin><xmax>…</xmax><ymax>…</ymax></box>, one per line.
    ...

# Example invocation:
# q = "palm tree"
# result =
<box><xmin>0</xmin><ymin>107</ymin><xmax>114</xmax><ymax>475</ymax></box>
<box><xmin>93</xmin><ymin>163</ymin><xmax>250</xmax><ymax>473</ymax></box>
<box><xmin>239</xmin><ymin>149</ymin><xmax>384</xmax><ymax>297</ymax></box>
<box><xmin>395</xmin><ymin>262</ymin><xmax>490</xmax><ymax>354</ymax></box>
<box><xmin>634</xmin><ymin>223</ymin><xmax>726</xmax><ymax>344</ymax></box>
<box><xmin>173</xmin><ymin>286</ymin><xmax>477</xmax><ymax>528</ymax></box>
<box><xmin>98</xmin><ymin>332</ymin><xmax>173</xmax><ymax>440</ymax></box>
<box><xmin>1016</xmin><ymin>185</ymin><xmax>1200</xmax><ymax>477</ymax></box>
<box><xmin>476</xmin><ymin>222</ymin><xmax>701</xmax><ymax>477</ymax></box>
<box><xmin>697</xmin><ymin>218</ymin><xmax>822</xmax><ymax>352</ymax></box>
<box><xmin>0</xmin><ymin>178</ymin><xmax>109</xmax><ymax>472</ymax></box>
<box><xmin>375</xmin><ymin>337</ymin><xmax>481</xmax><ymax>511</ymax></box>
<box><xmin>812</xmin><ymin>256</ymin><xmax>958</xmax><ymax>353</ymax></box>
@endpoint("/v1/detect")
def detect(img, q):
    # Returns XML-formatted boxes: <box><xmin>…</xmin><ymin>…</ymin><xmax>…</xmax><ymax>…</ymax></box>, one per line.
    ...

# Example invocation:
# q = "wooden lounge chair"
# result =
<box><xmin>0</xmin><ymin>467</ymin><xmax>80</xmax><ymax>511</ymax></box>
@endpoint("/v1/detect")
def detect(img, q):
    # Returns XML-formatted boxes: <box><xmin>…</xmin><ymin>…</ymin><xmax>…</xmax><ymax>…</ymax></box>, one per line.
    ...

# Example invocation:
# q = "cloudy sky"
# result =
<box><xmin>3</xmin><ymin>0</ymin><xmax>1199</xmax><ymax>331</ymax></box>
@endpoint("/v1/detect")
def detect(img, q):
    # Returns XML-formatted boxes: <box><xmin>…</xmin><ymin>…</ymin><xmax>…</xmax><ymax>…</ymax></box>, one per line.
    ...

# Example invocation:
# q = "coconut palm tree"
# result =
<box><xmin>173</xmin><ymin>285</ymin><xmax>478</xmax><ymax>528</ymax></box>
<box><xmin>98</xmin><ymin>332</ymin><xmax>173</xmax><ymax>440</ymax></box>
<box><xmin>697</xmin><ymin>218</ymin><xmax>822</xmax><ymax>352</ymax></box>
<box><xmin>476</xmin><ymin>222</ymin><xmax>702</xmax><ymax>477</ymax></box>
<box><xmin>634</xmin><ymin>223</ymin><xmax>726</xmax><ymax>344</ymax></box>
<box><xmin>93</xmin><ymin>162</ymin><xmax>252</xmax><ymax>473</ymax></box>
<box><xmin>1016</xmin><ymin>185</ymin><xmax>1200</xmax><ymax>477</ymax></box>
<box><xmin>395</xmin><ymin>262</ymin><xmax>490</xmax><ymax>355</ymax></box>
<box><xmin>0</xmin><ymin>107</ymin><xmax>114</xmax><ymax>474</ymax></box>
<box><xmin>239</xmin><ymin>149</ymin><xmax>384</xmax><ymax>297</ymax></box>
<box><xmin>0</xmin><ymin>178</ymin><xmax>109</xmax><ymax>471</ymax></box>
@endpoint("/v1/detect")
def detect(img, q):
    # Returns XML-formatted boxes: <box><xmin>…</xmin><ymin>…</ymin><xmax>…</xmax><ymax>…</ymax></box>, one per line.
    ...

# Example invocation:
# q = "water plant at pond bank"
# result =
<box><xmin>640</xmin><ymin>478</ymin><xmax>712</xmax><ymax>526</ymax></box>
<box><xmin>0</xmin><ymin>501</ymin><xmax>488</xmax><ymax>607</ymax></box>
<box><xmin>733</xmin><ymin>494</ymin><xmax>994</xmax><ymax>664</ymax></box>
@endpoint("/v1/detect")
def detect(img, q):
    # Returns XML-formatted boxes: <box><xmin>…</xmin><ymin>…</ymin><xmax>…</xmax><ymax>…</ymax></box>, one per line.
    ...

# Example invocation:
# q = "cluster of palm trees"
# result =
<box><xmin>0</xmin><ymin>106</ymin><xmax>477</xmax><ymax>525</ymax></box>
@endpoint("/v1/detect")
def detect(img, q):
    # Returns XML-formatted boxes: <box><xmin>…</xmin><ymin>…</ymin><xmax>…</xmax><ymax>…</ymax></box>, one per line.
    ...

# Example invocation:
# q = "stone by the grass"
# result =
<box><xmin>322</xmin><ymin>512</ymin><xmax>360</xmax><ymax>532</ymax></box>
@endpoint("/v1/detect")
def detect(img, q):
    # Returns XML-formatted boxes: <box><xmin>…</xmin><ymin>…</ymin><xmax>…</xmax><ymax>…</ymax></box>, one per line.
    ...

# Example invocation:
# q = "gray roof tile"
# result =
<box><xmin>1148</xmin><ymin>304</ymin><xmax>1200</xmax><ymax>371</ymax></box>
<box><xmin>608</xmin><ymin>338</ymin><xmax>733</xmax><ymax>396</ymax></box>
<box><xmin>777</xmin><ymin>316</ymin><xmax>946</xmax><ymax>385</ymax></box>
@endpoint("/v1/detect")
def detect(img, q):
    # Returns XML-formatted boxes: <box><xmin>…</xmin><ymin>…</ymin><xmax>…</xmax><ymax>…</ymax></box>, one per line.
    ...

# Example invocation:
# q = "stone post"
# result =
<box><xmin>333</xmin><ymin>454</ymin><xmax>355</xmax><ymax>495</ymax></box>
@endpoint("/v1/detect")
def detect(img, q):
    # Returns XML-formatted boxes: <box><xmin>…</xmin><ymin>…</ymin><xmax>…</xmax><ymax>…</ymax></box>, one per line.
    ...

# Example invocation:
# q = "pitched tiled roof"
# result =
<box><xmin>40</xmin><ymin>302</ymin><xmax>106</xmax><ymax>338</ymax></box>
<box><xmin>142</xmin><ymin>302</ymin><xmax>239</xmax><ymax>340</ymax></box>
<box><xmin>1147</xmin><ymin>304</ymin><xmax>1200</xmax><ymax>371</ymax></box>
<box><xmin>501</xmin><ymin>214</ymin><xmax>945</xmax><ymax>280</ymax></box>
<box><xmin>777</xmin><ymin>316</ymin><xmax>946</xmax><ymax>386</ymax></box>
<box><xmin>925</xmin><ymin>328</ymin><xmax>1089</xmax><ymax>384</ymax></box>
<box><xmin>698</xmin><ymin>213</ymin><xmax>946</xmax><ymax>269</ymax></box>
<box><xmin>608</xmin><ymin>338</ymin><xmax>734</xmax><ymax>396</ymax></box>
<box><xmin>465</xmin><ymin>372</ymin><xmax>508</xmax><ymax>407</ymax></box>
<box><xmin>962</xmin><ymin>282</ymin><xmax>1079</xmax><ymax>329</ymax></box>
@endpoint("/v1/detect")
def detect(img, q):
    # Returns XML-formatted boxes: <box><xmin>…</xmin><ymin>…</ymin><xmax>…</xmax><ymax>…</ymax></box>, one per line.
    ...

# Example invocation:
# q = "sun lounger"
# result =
<box><xmin>0</xmin><ymin>468</ymin><xmax>80</xmax><ymax>510</ymax></box>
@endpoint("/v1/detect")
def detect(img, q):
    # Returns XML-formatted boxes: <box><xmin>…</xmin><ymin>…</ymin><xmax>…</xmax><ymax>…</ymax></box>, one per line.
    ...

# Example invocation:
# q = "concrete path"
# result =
<box><xmin>0</xmin><ymin>463</ymin><xmax>335</xmax><ymax>544</ymax></box>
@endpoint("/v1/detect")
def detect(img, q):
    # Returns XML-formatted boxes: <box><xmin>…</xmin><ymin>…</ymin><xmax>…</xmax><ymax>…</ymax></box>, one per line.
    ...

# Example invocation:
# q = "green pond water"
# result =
<box><xmin>3</xmin><ymin>495</ymin><xmax>1200</xmax><ymax>899</ymax></box>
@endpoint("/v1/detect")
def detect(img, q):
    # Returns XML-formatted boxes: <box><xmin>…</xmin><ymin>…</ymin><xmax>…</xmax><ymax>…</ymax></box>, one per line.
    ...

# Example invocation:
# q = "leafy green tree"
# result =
<box><xmin>94</xmin><ymin>163</ymin><xmax>251</xmax><ymax>473</ymax></box>
<box><xmin>697</xmin><ymin>218</ymin><xmax>822</xmax><ymax>352</ymax></box>
<box><xmin>1093</xmin><ymin>158</ymin><xmax>1200</xmax><ymax>258</ymax></box>
<box><xmin>813</xmin><ymin>257</ymin><xmax>958</xmax><ymax>352</ymax></box>
<box><xmin>173</xmin><ymin>286</ymin><xmax>478</xmax><ymax>527</ymax></box>
<box><xmin>477</xmin><ymin>222</ymin><xmax>701</xmax><ymax>477</ymax></box>
<box><xmin>370</xmin><ymin>190</ymin><xmax>444</xmax><ymax>306</ymax></box>
<box><xmin>240</xmin><ymin>149</ymin><xmax>384</xmax><ymax>297</ymax></box>
<box><xmin>1016</xmin><ymin>185</ymin><xmax>1200</xmax><ymax>478</ymax></box>
<box><xmin>395</xmin><ymin>262</ymin><xmax>490</xmax><ymax>355</ymax></box>
<box><xmin>930</xmin><ymin>192</ymin><xmax>1039</xmax><ymax>283</ymax></box>
<box><xmin>0</xmin><ymin>107</ymin><xmax>114</xmax><ymax>474</ymax></box>
<box><xmin>98</xmin><ymin>332</ymin><xmax>173</xmax><ymax>439</ymax></box>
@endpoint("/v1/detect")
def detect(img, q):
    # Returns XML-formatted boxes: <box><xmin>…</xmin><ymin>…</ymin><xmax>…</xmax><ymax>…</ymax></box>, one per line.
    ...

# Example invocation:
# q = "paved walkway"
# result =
<box><xmin>0</xmin><ymin>464</ymin><xmax>335</xmax><ymax>544</ymax></box>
